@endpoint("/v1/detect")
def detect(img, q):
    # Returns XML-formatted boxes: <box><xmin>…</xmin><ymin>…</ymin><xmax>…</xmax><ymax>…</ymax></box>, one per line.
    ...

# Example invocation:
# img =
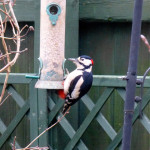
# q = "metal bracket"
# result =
<box><xmin>46</xmin><ymin>3</ymin><xmax>61</xmax><ymax>25</ymax></box>
<box><xmin>122</xmin><ymin>72</ymin><xmax>136</xmax><ymax>81</ymax></box>
<box><xmin>122</xmin><ymin>76</ymin><xmax>129</xmax><ymax>81</ymax></box>
<box><xmin>135</xmin><ymin>96</ymin><xmax>142</xmax><ymax>102</ymax></box>
<box><xmin>136</xmin><ymin>67</ymin><xmax>150</xmax><ymax>118</ymax></box>
<box><xmin>62</xmin><ymin>58</ymin><xmax>66</xmax><ymax>77</ymax></box>
<box><xmin>136</xmin><ymin>79</ymin><xmax>143</xmax><ymax>85</ymax></box>
<box><xmin>25</xmin><ymin>57</ymin><xmax>43</xmax><ymax>79</ymax></box>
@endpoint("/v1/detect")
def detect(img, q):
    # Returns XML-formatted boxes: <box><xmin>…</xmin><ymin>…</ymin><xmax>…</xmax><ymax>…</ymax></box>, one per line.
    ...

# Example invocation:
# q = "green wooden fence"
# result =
<box><xmin>0</xmin><ymin>75</ymin><xmax>150</xmax><ymax>149</ymax></box>
<box><xmin>0</xmin><ymin>0</ymin><xmax>150</xmax><ymax>149</ymax></box>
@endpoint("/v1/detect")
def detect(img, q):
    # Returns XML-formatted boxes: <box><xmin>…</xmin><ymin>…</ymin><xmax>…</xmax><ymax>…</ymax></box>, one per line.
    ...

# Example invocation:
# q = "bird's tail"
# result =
<box><xmin>62</xmin><ymin>98</ymin><xmax>71</xmax><ymax>114</ymax></box>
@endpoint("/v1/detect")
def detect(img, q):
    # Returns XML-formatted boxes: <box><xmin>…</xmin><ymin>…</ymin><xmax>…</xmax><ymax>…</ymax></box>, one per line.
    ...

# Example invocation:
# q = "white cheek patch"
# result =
<box><xmin>83</xmin><ymin>59</ymin><xmax>91</xmax><ymax>66</ymax></box>
<box><xmin>71</xmin><ymin>76</ymin><xmax>84</xmax><ymax>99</ymax></box>
<box><xmin>64</xmin><ymin>70</ymin><xmax>83</xmax><ymax>95</ymax></box>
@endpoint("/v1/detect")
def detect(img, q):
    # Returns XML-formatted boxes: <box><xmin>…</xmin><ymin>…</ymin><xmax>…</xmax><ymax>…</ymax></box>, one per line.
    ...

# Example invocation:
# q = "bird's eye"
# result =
<box><xmin>80</xmin><ymin>58</ymin><xmax>84</xmax><ymax>61</ymax></box>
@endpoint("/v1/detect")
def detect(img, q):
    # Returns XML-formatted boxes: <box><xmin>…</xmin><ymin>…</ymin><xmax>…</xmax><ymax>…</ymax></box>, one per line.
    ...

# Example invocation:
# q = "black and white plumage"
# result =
<box><xmin>61</xmin><ymin>55</ymin><xmax>94</xmax><ymax>114</ymax></box>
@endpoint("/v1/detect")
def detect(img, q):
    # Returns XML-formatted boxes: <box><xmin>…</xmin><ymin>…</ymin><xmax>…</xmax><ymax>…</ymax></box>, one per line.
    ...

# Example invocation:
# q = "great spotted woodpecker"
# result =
<box><xmin>60</xmin><ymin>55</ymin><xmax>94</xmax><ymax>114</ymax></box>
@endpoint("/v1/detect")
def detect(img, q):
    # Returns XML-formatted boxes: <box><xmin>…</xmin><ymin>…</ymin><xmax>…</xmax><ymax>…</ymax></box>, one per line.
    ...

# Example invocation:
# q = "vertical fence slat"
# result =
<box><xmin>29</xmin><ymin>80</ymin><xmax>38</xmax><ymax>146</ymax></box>
<box><xmin>34</xmin><ymin>0</ymin><xmax>40</xmax><ymax>73</ymax></box>
<box><xmin>48</xmin><ymin>96</ymin><xmax>64</xmax><ymax>124</ymax></box>
<box><xmin>38</xmin><ymin>89</ymin><xmax>48</xmax><ymax>147</ymax></box>
<box><xmin>65</xmin><ymin>0</ymin><xmax>79</xmax><ymax>58</ymax></box>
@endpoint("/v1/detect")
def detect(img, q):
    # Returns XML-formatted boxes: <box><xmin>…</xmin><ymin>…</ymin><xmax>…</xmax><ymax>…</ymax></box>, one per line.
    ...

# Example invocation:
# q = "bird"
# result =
<box><xmin>58</xmin><ymin>55</ymin><xmax>94</xmax><ymax>114</ymax></box>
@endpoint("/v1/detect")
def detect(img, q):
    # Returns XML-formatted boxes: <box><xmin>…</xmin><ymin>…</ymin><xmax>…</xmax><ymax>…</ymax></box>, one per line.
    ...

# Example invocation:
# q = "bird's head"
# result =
<box><xmin>68</xmin><ymin>55</ymin><xmax>94</xmax><ymax>71</ymax></box>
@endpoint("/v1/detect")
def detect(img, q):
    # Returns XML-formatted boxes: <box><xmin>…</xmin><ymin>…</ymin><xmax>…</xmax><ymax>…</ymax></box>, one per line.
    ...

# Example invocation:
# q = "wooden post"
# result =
<box><xmin>35</xmin><ymin>0</ymin><xmax>66</xmax><ymax>89</ymax></box>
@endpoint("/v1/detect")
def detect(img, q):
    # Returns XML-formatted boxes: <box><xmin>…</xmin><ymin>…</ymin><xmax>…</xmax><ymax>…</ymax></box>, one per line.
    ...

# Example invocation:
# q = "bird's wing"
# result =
<box><xmin>78</xmin><ymin>72</ymin><xmax>93</xmax><ymax>98</ymax></box>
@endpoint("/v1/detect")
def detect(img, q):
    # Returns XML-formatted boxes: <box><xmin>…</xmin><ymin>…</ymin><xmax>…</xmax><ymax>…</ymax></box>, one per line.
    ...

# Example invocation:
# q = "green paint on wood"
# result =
<box><xmin>29</xmin><ymin>80</ymin><xmax>38</xmax><ymax>146</ymax></box>
<box><xmin>79</xmin><ymin>22</ymin><xmax>150</xmax><ymax>149</ymax></box>
<box><xmin>11</xmin><ymin>0</ymin><xmax>150</xmax><ymax>22</ymax></box>
<box><xmin>81</xmin><ymin>95</ymin><xmax>117</xmax><ymax>140</ymax></box>
<box><xmin>7</xmin><ymin>86</ymin><xmax>25</xmax><ymax>107</ymax></box>
<box><xmin>38</xmin><ymin>89</ymin><xmax>48</xmax><ymax>147</ymax></box>
<box><xmin>65</xmin><ymin>0</ymin><xmax>79</xmax><ymax>58</ymax></box>
<box><xmin>48</xmin><ymin>99</ymin><xmax>64</xmax><ymax>124</ymax></box>
<box><xmin>0</xmin><ymin>20</ymin><xmax>34</xmax><ymax>149</ymax></box>
<box><xmin>79</xmin><ymin>0</ymin><xmax>150</xmax><ymax>22</ymax></box>
<box><xmin>0</xmin><ymin>101</ymin><xmax>29</xmax><ymax>148</ymax></box>
<box><xmin>64</xmin><ymin>88</ymin><xmax>114</xmax><ymax>150</ymax></box>
<box><xmin>107</xmin><ymin>89</ymin><xmax>150</xmax><ymax>149</ymax></box>
<box><xmin>34</xmin><ymin>0</ymin><xmax>41</xmax><ymax>72</ymax></box>
<box><xmin>0</xmin><ymin>119</ymin><xmax>21</xmax><ymax>149</ymax></box>
<box><xmin>1</xmin><ymin>0</ymin><xmax>150</xmax><ymax>149</ymax></box>
<box><xmin>14</xmin><ymin>0</ymin><xmax>35</xmax><ymax>21</ymax></box>
<box><xmin>48</xmin><ymin>99</ymin><xmax>88</xmax><ymax>150</ymax></box>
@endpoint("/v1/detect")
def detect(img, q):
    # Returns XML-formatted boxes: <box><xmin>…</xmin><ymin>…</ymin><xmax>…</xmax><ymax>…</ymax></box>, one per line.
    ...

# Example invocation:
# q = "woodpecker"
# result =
<box><xmin>60</xmin><ymin>55</ymin><xmax>94</xmax><ymax>114</ymax></box>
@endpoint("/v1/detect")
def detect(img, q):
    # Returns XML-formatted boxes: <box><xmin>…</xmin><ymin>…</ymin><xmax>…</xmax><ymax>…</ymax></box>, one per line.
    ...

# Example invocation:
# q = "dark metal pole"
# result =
<box><xmin>122</xmin><ymin>0</ymin><xmax>143</xmax><ymax>149</ymax></box>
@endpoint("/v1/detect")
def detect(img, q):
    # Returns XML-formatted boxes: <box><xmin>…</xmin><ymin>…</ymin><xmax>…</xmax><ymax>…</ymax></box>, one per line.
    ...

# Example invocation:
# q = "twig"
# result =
<box><xmin>16</xmin><ymin>147</ymin><xmax>49</xmax><ymax>150</ymax></box>
<box><xmin>16</xmin><ymin>107</ymin><xmax>71</xmax><ymax>150</ymax></box>
<box><xmin>0</xmin><ymin>71</ymin><xmax>9</xmax><ymax>103</ymax></box>
<box><xmin>0</xmin><ymin>14</ymin><xmax>11</xmax><ymax>69</ymax></box>
<box><xmin>0</xmin><ymin>2</ymin><xmax>20</xmax><ymax>73</ymax></box>
<box><xmin>0</xmin><ymin>8</ymin><xmax>15</xmax><ymax>29</ymax></box>
<box><xmin>2</xmin><ymin>0</ymin><xmax>10</xmax><ymax>33</ymax></box>
<box><xmin>0</xmin><ymin>26</ymin><xmax>34</xmax><ymax>40</ymax></box>
<box><xmin>11</xmin><ymin>0</ymin><xmax>16</xmax><ymax>6</ymax></box>
<box><xmin>13</xmin><ymin>136</ymin><xmax>16</xmax><ymax>150</ymax></box>
<box><xmin>0</xmin><ymin>93</ymin><xmax>12</xmax><ymax>106</ymax></box>
<box><xmin>0</xmin><ymin>1</ymin><xmax>33</xmax><ymax>105</ymax></box>
<box><xmin>141</xmin><ymin>34</ymin><xmax>150</xmax><ymax>52</ymax></box>
<box><xmin>0</xmin><ymin>48</ymin><xmax>28</xmax><ymax>60</ymax></box>
<box><xmin>0</xmin><ymin>13</ymin><xmax>11</xmax><ymax>103</ymax></box>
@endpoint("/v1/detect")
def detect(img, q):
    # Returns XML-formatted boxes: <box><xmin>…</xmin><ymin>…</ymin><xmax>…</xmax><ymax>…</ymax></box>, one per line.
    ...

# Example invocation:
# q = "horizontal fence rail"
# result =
<box><xmin>1</xmin><ymin>73</ymin><xmax>150</xmax><ymax>87</ymax></box>
<box><xmin>93</xmin><ymin>75</ymin><xmax>150</xmax><ymax>87</ymax></box>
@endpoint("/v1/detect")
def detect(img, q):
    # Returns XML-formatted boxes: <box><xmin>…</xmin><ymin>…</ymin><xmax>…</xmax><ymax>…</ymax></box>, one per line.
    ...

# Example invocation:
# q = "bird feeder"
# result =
<box><xmin>35</xmin><ymin>0</ymin><xmax>66</xmax><ymax>89</ymax></box>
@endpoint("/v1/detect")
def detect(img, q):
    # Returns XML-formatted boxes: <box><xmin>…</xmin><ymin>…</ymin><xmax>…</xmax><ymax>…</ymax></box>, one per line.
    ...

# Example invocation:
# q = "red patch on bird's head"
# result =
<box><xmin>57</xmin><ymin>89</ymin><xmax>66</xmax><ymax>100</ymax></box>
<box><xmin>91</xmin><ymin>59</ymin><xmax>94</xmax><ymax>65</ymax></box>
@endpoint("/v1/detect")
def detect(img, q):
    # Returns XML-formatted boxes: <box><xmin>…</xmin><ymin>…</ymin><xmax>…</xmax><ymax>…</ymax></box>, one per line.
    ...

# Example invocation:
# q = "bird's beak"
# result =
<box><xmin>68</xmin><ymin>58</ymin><xmax>78</xmax><ymax>63</ymax></box>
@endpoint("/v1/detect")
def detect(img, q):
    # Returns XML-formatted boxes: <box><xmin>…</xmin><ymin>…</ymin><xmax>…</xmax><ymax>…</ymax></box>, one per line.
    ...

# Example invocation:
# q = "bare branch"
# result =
<box><xmin>141</xmin><ymin>34</ymin><xmax>150</xmax><ymax>52</ymax></box>
<box><xmin>16</xmin><ymin>147</ymin><xmax>49</xmax><ymax>150</ymax></box>
<box><xmin>0</xmin><ymin>12</ymin><xmax>10</xmax><ymax>103</ymax></box>
<box><xmin>12</xmin><ymin>136</ymin><xmax>16</xmax><ymax>150</ymax></box>
<box><xmin>0</xmin><ymin>2</ymin><xmax>20</xmax><ymax>73</ymax></box>
<box><xmin>16</xmin><ymin>107</ymin><xmax>71</xmax><ymax>150</ymax></box>
<box><xmin>0</xmin><ymin>26</ymin><xmax>34</xmax><ymax>40</ymax></box>
<box><xmin>0</xmin><ymin>1</ymin><xmax>33</xmax><ymax>104</ymax></box>
<box><xmin>0</xmin><ymin>48</ymin><xmax>28</xmax><ymax>60</ymax></box>
<box><xmin>0</xmin><ymin>93</ymin><xmax>12</xmax><ymax>106</ymax></box>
